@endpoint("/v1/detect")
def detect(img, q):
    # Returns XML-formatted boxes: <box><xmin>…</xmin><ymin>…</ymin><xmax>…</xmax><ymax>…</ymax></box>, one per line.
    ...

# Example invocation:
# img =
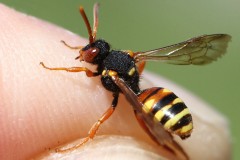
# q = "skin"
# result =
<box><xmin>0</xmin><ymin>4</ymin><xmax>231</xmax><ymax>160</ymax></box>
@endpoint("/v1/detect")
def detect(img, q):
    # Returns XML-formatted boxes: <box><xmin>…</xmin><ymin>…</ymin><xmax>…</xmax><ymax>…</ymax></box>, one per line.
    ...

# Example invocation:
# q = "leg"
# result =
<box><xmin>40</xmin><ymin>62</ymin><xmax>99</xmax><ymax>77</ymax></box>
<box><xmin>56</xmin><ymin>92</ymin><xmax>119</xmax><ymax>152</ymax></box>
<box><xmin>61</xmin><ymin>40</ymin><xmax>83</xmax><ymax>50</ymax></box>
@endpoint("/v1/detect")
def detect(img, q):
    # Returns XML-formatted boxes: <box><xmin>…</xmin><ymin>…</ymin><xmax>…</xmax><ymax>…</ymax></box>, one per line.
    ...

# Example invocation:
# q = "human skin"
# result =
<box><xmin>0</xmin><ymin>4</ymin><xmax>231</xmax><ymax>160</ymax></box>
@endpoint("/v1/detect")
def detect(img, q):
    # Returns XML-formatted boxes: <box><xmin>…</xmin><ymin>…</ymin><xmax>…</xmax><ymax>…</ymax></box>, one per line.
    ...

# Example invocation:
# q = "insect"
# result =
<box><xmin>40</xmin><ymin>3</ymin><xmax>231</xmax><ymax>160</ymax></box>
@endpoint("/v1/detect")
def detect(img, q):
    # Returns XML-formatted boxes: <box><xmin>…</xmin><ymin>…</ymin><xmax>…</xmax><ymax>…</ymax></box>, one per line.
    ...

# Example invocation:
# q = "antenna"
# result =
<box><xmin>79</xmin><ymin>6</ymin><xmax>94</xmax><ymax>44</ymax></box>
<box><xmin>79</xmin><ymin>3</ymin><xmax>100</xmax><ymax>44</ymax></box>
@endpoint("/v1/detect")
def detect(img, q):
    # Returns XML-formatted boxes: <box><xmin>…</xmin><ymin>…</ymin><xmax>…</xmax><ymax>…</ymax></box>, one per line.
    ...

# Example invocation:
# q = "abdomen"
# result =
<box><xmin>138</xmin><ymin>87</ymin><xmax>193</xmax><ymax>139</ymax></box>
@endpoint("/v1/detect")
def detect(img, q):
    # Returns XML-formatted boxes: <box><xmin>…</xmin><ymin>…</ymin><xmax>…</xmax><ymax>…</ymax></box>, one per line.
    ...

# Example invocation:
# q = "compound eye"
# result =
<box><xmin>82</xmin><ymin>47</ymin><xmax>100</xmax><ymax>63</ymax></box>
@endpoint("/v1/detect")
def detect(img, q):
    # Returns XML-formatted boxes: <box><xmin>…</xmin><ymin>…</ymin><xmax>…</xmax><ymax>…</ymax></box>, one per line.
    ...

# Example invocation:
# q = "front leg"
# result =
<box><xmin>40</xmin><ymin>62</ymin><xmax>99</xmax><ymax>77</ymax></box>
<box><xmin>61</xmin><ymin>40</ymin><xmax>83</xmax><ymax>50</ymax></box>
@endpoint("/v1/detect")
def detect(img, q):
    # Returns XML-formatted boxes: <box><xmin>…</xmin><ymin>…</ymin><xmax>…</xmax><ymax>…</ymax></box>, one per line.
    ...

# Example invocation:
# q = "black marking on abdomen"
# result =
<box><xmin>170</xmin><ymin>114</ymin><xmax>192</xmax><ymax>131</ymax></box>
<box><xmin>160</xmin><ymin>102</ymin><xmax>187</xmax><ymax>125</ymax></box>
<box><xmin>152</xmin><ymin>93</ymin><xmax>178</xmax><ymax>114</ymax></box>
<box><xmin>142</xmin><ymin>88</ymin><xmax>162</xmax><ymax>104</ymax></box>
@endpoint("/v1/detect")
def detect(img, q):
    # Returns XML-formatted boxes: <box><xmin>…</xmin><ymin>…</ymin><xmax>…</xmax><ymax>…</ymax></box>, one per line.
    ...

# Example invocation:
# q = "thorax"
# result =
<box><xmin>99</xmin><ymin>50</ymin><xmax>140</xmax><ymax>93</ymax></box>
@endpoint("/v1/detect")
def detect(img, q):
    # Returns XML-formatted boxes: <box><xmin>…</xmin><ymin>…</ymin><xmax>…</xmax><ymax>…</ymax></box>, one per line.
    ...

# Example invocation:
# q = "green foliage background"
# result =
<box><xmin>1</xmin><ymin>0</ymin><xmax>239</xmax><ymax>159</ymax></box>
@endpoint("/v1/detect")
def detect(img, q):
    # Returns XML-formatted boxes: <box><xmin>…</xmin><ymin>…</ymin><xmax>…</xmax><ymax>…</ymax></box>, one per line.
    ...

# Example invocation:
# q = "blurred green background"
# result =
<box><xmin>0</xmin><ymin>0</ymin><xmax>239</xmax><ymax>159</ymax></box>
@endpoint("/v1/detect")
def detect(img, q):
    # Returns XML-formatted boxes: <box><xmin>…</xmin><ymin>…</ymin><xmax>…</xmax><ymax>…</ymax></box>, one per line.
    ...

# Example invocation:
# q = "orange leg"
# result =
<box><xmin>56</xmin><ymin>93</ymin><xmax>119</xmax><ymax>153</ymax></box>
<box><xmin>40</xmin><ymin>62</ymin><xmax>99</xmax><ymax>77</ymax></box>
<box><xmin>61</xmin><ymin>40</ymin><xmax>83</xmax><ymax>50</ymax></box>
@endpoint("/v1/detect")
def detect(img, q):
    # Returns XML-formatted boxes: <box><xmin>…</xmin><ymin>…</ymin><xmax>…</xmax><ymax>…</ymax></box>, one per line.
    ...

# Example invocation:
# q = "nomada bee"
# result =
<box><xmin>40</xmin><ymin>3</ymin><xmax>231</xmax><ymax>160</ymax></box>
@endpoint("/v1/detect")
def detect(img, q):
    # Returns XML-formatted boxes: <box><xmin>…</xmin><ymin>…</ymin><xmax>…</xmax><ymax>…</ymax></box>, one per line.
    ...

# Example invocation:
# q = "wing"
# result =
<box><xmin>111</xmin><ymin>75</ymin><xmax>189</xmax><ymax>160</ymax></box>
<box><xmin>134</xmin><ymin>34</ymin><xmax>231</xmax><ymax>65</ymax></box>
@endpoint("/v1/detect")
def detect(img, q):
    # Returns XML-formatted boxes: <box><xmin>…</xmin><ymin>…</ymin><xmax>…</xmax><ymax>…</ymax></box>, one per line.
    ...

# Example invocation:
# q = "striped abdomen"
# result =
<box><xmin>138</xmin><ymin>87</ymin><xmax>193</xmax><ymax>139</ymax></box>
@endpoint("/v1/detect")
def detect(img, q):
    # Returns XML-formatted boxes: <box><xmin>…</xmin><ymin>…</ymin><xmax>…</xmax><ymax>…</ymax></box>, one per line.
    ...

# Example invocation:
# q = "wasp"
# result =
<box><xmin>40</xmin><ymin>3</ymin><xmax>231</xmax><ymax>160</ymax></box>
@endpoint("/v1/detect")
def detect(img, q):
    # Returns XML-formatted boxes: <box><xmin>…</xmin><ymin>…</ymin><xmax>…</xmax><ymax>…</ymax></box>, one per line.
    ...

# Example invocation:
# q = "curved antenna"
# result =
<box><xmin>79</xmin><ymin>6</ymin><xmax>94</xmax><ymax>44</ymax></box>
<box><xmin>93</xmin><ymin>3</ymin><xmax>100</xmax><ymax>41</ymax></box>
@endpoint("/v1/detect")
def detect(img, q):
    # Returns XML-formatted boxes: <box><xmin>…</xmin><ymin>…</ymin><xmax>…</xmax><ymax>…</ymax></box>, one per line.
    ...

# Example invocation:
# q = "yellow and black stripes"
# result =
<box><xmin>138</xmin><ymin>87</ymin><xmax>193</xmax><ymax>139</ymax></box>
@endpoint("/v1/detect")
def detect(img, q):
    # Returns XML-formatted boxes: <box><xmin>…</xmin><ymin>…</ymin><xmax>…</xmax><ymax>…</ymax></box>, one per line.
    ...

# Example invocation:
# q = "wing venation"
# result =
<box><xmin>134</xmin><ymin>34</ymin><xmax>231</xmax><ymax>65</ymax></box>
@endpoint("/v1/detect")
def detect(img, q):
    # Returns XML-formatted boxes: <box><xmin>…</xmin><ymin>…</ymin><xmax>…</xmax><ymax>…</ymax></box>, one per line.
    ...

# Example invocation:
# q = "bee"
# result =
<box><xmin>40</xmin><ymin>3</ymin><xmax>231</xmax><ymax>160</ymax></box>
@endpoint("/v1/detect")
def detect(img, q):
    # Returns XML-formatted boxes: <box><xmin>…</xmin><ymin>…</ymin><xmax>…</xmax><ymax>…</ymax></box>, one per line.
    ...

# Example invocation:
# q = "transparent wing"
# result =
<box><xmin>134</xmin><ymin>34</ymin><xmax>231</xmax><ymax>65</ymax></box>
<box><xmin>111</xmin><ymin>75</ymin><xmax>189</xmax><ymax>160</ymax></box>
